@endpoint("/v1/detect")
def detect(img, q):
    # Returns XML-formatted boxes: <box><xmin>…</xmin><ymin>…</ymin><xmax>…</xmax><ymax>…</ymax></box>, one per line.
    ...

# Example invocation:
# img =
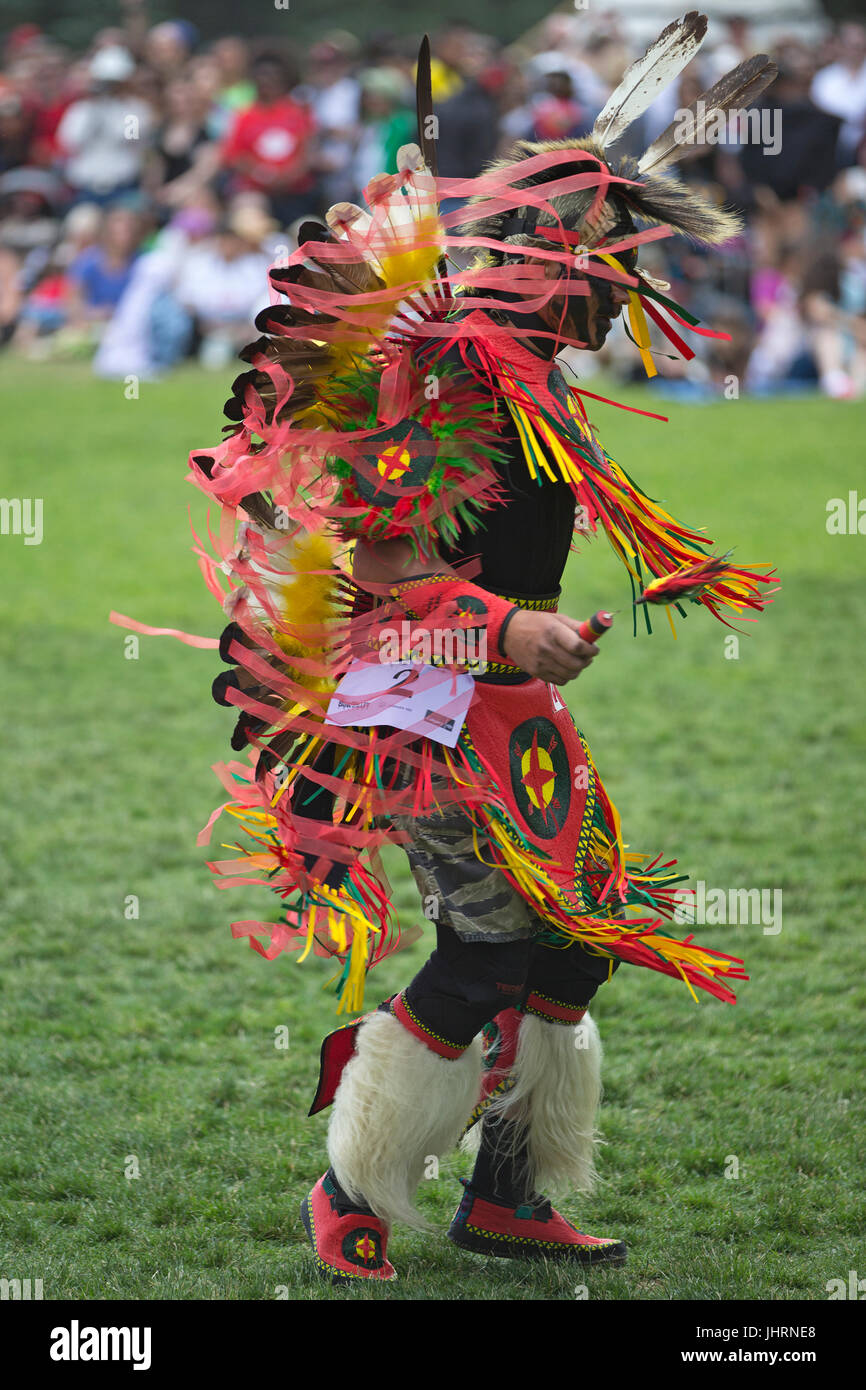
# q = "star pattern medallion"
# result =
<box><xmin>350</xmin><ymin>419</ymin><xmax>436</xmax><ymax>503</ymax></box>
<box><xmin>508</xmin><ymin>716</ymin><xmax>571</xmax><ymax>840</ymax></box>
<box><xmin>341</xmin><ymin>1226</ymin><xmax>385</xmax><ymax>1270</ymax></box>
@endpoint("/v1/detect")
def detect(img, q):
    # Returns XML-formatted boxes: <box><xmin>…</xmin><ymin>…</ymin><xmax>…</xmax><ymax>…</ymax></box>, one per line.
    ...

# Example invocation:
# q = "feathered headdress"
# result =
<box><xmin>461</xmin><ymin>12</ymin><xmax>777</xmax><ymax>253</ymax></box>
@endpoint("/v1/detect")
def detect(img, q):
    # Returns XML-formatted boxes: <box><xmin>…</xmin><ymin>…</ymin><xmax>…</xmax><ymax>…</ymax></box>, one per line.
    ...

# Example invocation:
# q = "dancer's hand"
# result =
<box><xmin>503</xmin><ymin>609</ymin><xmax>599</xmax><ymax>684</ymax></box>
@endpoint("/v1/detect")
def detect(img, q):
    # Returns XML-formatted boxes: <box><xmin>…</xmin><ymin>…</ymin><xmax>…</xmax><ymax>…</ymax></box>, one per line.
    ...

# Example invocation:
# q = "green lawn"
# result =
<box><xmin>0</xmin><ymin>359</ymin><xmax>863</xmax><ymax>1300</ymax></box>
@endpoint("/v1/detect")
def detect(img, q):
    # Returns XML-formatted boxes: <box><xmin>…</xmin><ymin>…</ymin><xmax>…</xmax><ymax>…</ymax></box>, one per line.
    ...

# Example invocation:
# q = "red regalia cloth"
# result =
<box><xmin>111</xmin><ymin>139</ymin><xmax>775</xmax><ymax>1015</ymax></box>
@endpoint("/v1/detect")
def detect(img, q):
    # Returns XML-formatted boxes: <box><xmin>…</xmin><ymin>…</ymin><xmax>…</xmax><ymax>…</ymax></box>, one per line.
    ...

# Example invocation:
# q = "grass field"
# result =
<box><xmin>1</xmin><ymin>358</ymin><xmax>864</xmax><ymax>1302</ymax></box>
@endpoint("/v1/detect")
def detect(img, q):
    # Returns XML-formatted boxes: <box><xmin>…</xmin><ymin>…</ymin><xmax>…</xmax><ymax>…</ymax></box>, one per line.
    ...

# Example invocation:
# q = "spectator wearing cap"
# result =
<box><xmin>3</xmin><ymin>24</ymin><xmax>43</xmax><ymax>62</ymax></box>
<box><xmin>0</xmin><ymin>167</ymin><xmax>62</xmax><ymax>256</ymax></box>
<box><xmin>219</xmin><ymin>53</ymin><xmax>316</xmax><ymax>227</ymax></box>
<box><xmin>56</xmin><ymin>46</ymin><xmax>154</xmax><ymax>205</ymax></box>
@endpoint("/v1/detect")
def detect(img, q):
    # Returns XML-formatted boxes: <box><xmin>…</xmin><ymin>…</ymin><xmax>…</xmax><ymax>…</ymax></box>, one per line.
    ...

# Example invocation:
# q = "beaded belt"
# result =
<box><xmin>363</xmin><ymin>585</ymin><xmax>559</xmax><ymax>680</ymax></box>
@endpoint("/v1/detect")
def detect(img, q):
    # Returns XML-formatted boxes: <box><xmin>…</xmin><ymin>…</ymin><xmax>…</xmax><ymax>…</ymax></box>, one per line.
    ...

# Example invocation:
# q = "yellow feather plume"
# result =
<box><xmin>274</xmin><ymin>532</ymin><xmax>339</xmax><ymax>698</ymax></box>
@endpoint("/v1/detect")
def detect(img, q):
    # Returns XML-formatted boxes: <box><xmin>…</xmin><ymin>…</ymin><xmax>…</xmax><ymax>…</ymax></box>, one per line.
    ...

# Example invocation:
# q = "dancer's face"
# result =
<box><xmin>538</xmin><ymin>249</ymin><xmax>635</xmax><ymax>351</ymax></box>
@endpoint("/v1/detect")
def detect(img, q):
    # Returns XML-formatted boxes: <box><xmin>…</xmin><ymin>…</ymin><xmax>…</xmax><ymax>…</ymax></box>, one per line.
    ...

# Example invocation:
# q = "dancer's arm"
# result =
<box><xmin>353</xmin><ymin>538</ymin><xmax>599</xmax><ymax>686</ymax></box>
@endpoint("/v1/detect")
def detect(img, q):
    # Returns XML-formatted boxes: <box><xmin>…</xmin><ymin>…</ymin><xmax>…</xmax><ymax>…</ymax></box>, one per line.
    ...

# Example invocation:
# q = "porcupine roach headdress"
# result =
<box><xmin>112</xmin><ymin>16</ymin><xmax>776</xmax><ymax>1012</ymax></box>
<box><xmin>453</xmin><ymin>12</ymin><xmax>778</xmax><ymax>366</ymax></box>
<box><xmin>461</xmin><ymin>26</ymin><xmax>778</xmax><ymax>243</ymax></box>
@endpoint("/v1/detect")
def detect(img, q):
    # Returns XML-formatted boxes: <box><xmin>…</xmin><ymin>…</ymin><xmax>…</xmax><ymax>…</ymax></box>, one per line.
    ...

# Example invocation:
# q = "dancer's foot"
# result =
<box><xmin>447</xmin><ymin>1180</ymin><xmax>626</xmax><ymax>1266</ymax></box>
<box><xmin>300</xmin><ymin>1170</ymin><xmax>397</xmax><ymax>1284</ymax></box>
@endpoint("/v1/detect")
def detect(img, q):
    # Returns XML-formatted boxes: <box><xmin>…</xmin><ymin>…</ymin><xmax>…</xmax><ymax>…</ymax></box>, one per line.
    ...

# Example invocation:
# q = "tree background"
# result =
<box><xmin>1</xmin><ymin>0</ymin><xmax>861</xmax><ymax>55</ymax></box>
<box><xmin>2</xmin><ymin>0</ymin><xmax>543</xmax><ymax>50</ymax></box>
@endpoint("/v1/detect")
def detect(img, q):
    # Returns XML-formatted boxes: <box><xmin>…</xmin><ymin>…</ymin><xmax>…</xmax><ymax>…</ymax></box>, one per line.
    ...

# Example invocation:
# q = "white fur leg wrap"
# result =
<box><xmin>486</xmin><ymin>1011</ymin><xmax>603</xmax><ymax>1195</ymax></box>
<box><xmin>327</xmin><ymin>1010</ymin><xmax>483</xmax><ymax>1230</ymax></box>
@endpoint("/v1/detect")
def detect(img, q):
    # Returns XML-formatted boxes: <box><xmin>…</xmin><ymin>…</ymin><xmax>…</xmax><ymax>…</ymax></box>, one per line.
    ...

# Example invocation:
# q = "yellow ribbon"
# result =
<box><xmin>596</xmin><ymin>251</ymin><xmax>657</xmax><ymax>379</ymax></box>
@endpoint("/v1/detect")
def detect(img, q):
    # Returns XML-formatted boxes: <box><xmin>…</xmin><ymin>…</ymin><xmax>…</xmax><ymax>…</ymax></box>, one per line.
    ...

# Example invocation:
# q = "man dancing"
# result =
<box><xmin>196</xmin><ymin>16</ymin><xmax>776</xmax><ymax>1283</ymax></box>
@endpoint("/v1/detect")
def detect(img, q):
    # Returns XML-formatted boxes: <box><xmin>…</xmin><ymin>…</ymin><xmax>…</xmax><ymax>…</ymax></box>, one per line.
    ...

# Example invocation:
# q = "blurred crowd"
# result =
<box><xmin>1</xmin><ymin>7</ymin><xmax>866</xmax><ymax>397</ymax></box>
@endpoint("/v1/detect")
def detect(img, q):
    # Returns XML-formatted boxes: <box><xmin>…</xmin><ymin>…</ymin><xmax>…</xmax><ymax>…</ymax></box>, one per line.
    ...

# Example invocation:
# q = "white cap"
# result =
<box><xmin>89</xmin><ymin>46</ymin><xmax>135</xmax><ymax>83</ymax></box>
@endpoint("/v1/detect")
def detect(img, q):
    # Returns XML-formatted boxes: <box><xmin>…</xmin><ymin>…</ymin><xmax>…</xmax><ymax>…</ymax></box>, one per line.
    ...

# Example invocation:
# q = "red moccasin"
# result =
<box><xmin>448</xmin><ymin>1181</ymin><xmax>626</xmax><ymax>1266</ymax></box>
<box><xmin>300</xmin><ymin>1171</ymin><xmax>397</xmax><ymax>1284</ymax></box>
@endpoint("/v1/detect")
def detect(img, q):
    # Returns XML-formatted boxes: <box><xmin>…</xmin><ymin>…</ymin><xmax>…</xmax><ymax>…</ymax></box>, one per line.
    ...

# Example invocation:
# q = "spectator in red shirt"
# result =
<box><xmin>219</xmin><ymin>53</ymin><xmax>316</xmax><ymax>226</ymax></box>
<box><xmin>28</xmin><ymin>44</ymin><xmax>77</xmax><ymax>166</ymax></box>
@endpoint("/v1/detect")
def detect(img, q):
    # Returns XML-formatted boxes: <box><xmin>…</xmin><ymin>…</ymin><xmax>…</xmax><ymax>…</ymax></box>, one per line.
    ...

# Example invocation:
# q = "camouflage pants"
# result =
<box><xmin>388</xmin><ymin>764</ymin><xmax>619</xmax><ymax>1050</ymax></box>
<box><xmin>391</xmin><ymin>797</ymin><xmax>544</xmax><ymax>944</ymax></box>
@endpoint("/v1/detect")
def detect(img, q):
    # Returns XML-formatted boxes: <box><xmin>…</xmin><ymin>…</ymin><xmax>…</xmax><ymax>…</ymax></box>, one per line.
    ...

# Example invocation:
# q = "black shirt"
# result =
<box><xmin>434</xmin><ymin>332</ymin><xmax>576</xmax><ymax>597</ymax></box>
<box><xmin>439</xmin><ymin>398</ymin><xmax>575</xmax><ymax>597</ymax></box>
